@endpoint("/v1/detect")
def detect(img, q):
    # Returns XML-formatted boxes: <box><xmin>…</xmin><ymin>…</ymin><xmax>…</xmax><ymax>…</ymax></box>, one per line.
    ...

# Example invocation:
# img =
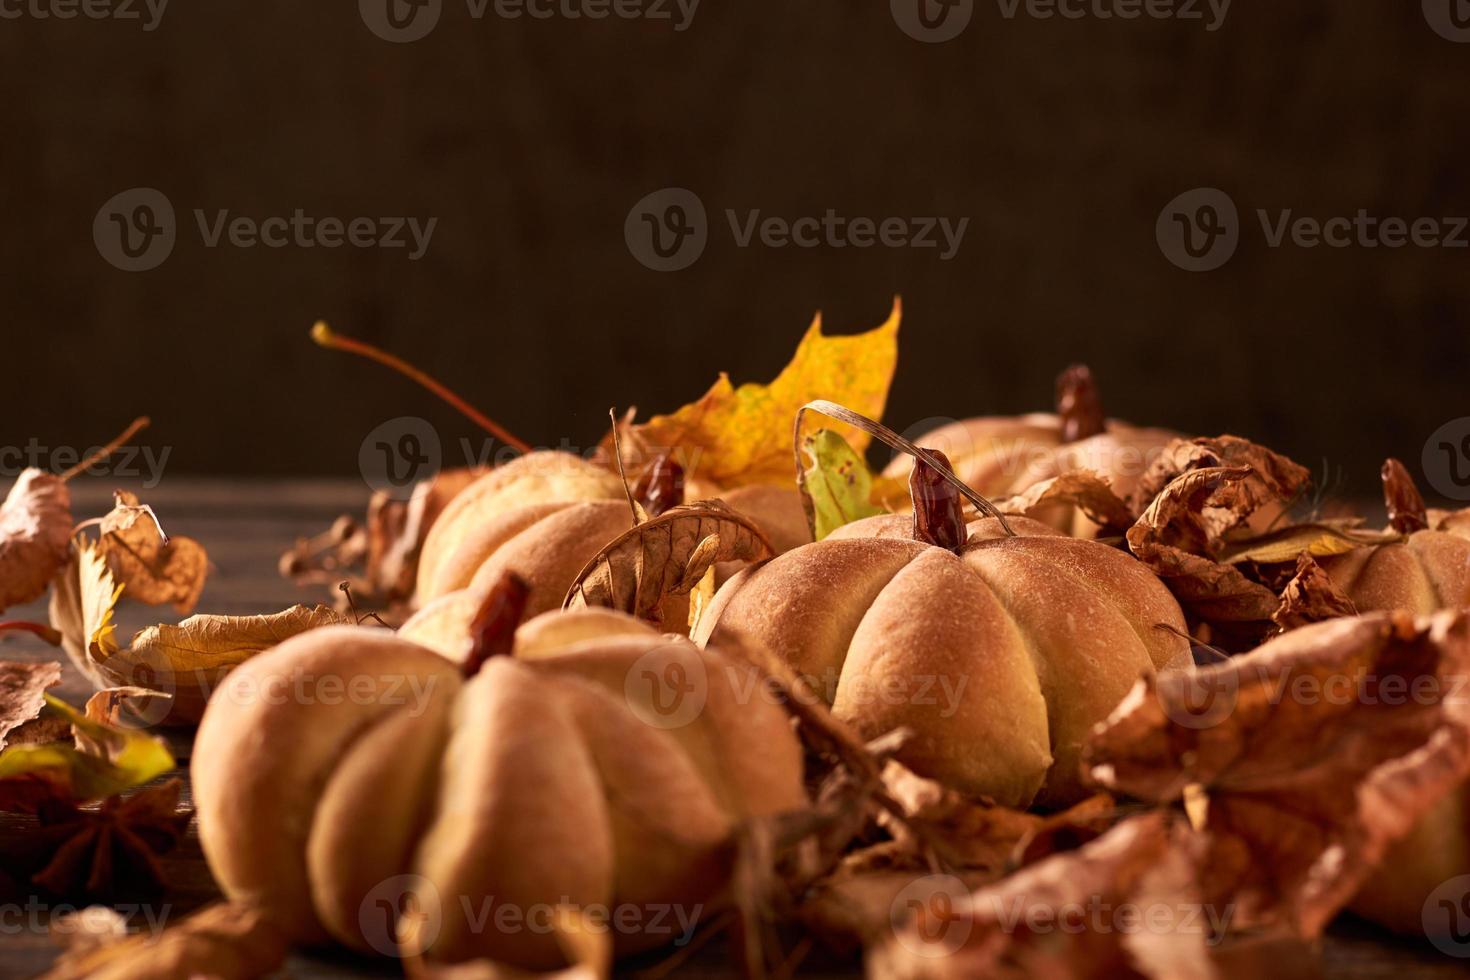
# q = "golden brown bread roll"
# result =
<box><xmin>193</xmin><ymin>607</ymin><xmax>806</xmax><ymax>968</ymax></box>
<box><xmin>880</xmin><ymin>366</ymin><xmax>1179</xmax><ymax>538</ymax></box>
<box><xmin>414</xmin><ymin>451</ymin><xmax>812</xmax><ymax>621</ymax></box>
<box><xmin>696</xmin><ymin>512</ymin><xmax>1192</xmax><ymax>808</ymax></box>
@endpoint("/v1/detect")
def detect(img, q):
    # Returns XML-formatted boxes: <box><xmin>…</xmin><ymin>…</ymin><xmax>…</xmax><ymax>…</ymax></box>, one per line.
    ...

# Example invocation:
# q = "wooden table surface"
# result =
<box><xmin>0</xmin><ymin>479</ymin><xmax>1465</xmax><ymax>979</ymax></box>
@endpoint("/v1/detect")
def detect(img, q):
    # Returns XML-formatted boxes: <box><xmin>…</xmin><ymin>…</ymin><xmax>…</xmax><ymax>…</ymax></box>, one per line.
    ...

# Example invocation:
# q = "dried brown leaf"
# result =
<box><xmin>992</xmin><ymin>469</ymin><xmax>1134</xmax><ymax>533</ymax></box>
<box><xmin>50</xmin><ymin>542</ymin><xmax>344</xmax><ymax>721</ymax></box>
<box><xmin>1084</xmin><ymin>611</ymin><xmax>1470</xmax><ymax>937</ymax></box>
<box><xmin>0</xmin><ymin>660</ymin><xmax>61</xmax><ymax>750</ymax></box>
<box><xmin>80</xmin><ymin>688</ymin><xmax>173</xmax><ymax>741</ymax></box>
<box><xmin>280</xmin><ymin>468</ymin><xmax>487</xmax><ymax>609</ymax></box>
<box><xmin>563</xmin><ymin>500</ymin><xmax>771</xmax><ymax>625</ymax></box>
<box><xmin>1126</xmin><ymin>467</ymin><xmax>1282</xmax><ymax>634</ymax></box>
<box><xmin>1218</xmin><ymin>522</ymin><xmax>1401</xmax><ymax>566</ymax></box>
<box><xmin>869</xmin><ymin>812</ymin><xmax>1218</xmax><ymax>980</ymax></box>
<box><xmin>38</xmin><ymin>900</ymin><xmax>288</xmax><ymax>980</ymax></box>
<box><xmin>0</xmin><ymin>469</ymin><xmax>72</xmax><ymax>612</ymax></box>
<box><xmin>1273</xmin><ymin>555</ymin><xmax>1358</xmax><ymax>631</ymax></box>
<box><xmin>1130</xmin><ymin>435</ymin><xmax>1311</xmax><ymax>520</ymax></box>
<box><xmin>104</xmin><ymin>605</ymin><xmax>347</xmax><ymax>722</ymax></box>
<box><xmin>96</xmin><ymin>491</ymin><xmax>207</xmax><ymax>614</ymax></box>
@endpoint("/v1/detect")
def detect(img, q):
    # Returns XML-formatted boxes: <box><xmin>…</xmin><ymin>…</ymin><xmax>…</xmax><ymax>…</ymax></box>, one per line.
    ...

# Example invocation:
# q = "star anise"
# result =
<box><xmin>10</xmin><ymin>778</ymin><xmax>193</xmax><ymax>902</ymax></box>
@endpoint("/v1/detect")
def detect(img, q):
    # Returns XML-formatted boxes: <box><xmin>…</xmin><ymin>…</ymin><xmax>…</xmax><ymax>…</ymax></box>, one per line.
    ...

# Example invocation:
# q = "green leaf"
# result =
<box><xmin>0</xmin><ymin>693</ymin><xmax>174</xmax><ymax>810</ymax></box>
<box><xmin>800</xmin><ymin>429</ymin><xmax>885</xmax><ymax>540</ymax></box>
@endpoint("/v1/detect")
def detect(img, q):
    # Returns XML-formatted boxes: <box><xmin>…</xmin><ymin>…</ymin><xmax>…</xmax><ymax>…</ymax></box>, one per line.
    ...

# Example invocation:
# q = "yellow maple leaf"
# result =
<box><xmin>627</xmin><ymin>298</ymin><xmax>901</xmax><ymax>488</ymax></box>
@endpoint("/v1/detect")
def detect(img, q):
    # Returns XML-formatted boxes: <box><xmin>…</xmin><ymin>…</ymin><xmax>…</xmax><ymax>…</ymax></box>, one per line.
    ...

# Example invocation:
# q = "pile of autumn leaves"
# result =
<box><xmin>1</xmin><ymin>301</ymin><xmax>1469</xmax><ymax>978</ymax></box>
<box><xmin>0</xmin><ymin>467</ymin><xmax>347</xmax><ymax>923</ymax></box>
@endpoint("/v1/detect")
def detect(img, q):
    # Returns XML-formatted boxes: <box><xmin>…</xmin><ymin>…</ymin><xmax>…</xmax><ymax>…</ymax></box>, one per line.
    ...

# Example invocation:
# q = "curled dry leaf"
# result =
<box><xmin>81</xmin><ymin>688</ymin><xmax>173</xmax><ymax>737</ymax></box>
<box><xmin>38</xmin><ymin>901</ymin><xmax>288</xmax><ymax>980</ymax></box>
<box><xmin>1126</xmin><ymin>466</ymin><xmax>1282</xmax><ymax>637</ymax></box>
<box><xmin>1216</xmin><ymin>520</ymin><xmax>1400</xmax><ymax>566</ymax></box>
<box><xmin>878</xmin><ymin>760</ymin><xmax>1118</xmax><ymax>874</ymax></box>
<box><xmin>870</xmin><ymin>811</ymin><xmax>1217</xmax><ymax>980</ymax></box>
<box><xmin>563</xmin><ymin>500</ymin><xmax>772</xmax><ymax>625</ymax></box>
<box><xmin>802</xmin><ymin>760</ymin><xmax>1123</xmax><ymax>954</ymax></box>
<box><xmin>0</xmin><ymin>469</ymin><xmax>72</xmax><ymax>612</ymax></box>
<box><xmin>51</xmin><ymin>538</ymin><xmax>346</xmax><ymax>722</ymax></box>
<box><xmin>1129</xmin><ymin>435</ymin><xmax>1311</xmax><ymax>520</ymax></box>
<box><xmin>991</xmin><ymin>469</ymin><xmax>1134</xmax><ymax>535</ymax></box>
<box><xmin>1272</xmin><ymin>554</ymin><xmax>1358</xmax><ymax>631</ymax></box>
<box><xmin>1084</xmin><ymin>611</ymin><xmax>1470</xmax><ymax>938</ymax></box>
<box><xmin>605</xmin><ymin>300</ymin><xmax>901</xmax><ymax>488</ymax></box>
<box><xmin>281</xmin><ymin>467</ymin><xmax>487</xmax><ymax>610</ymax></box>
<box><xmin>96</xmin><ymin>491</ymin><xmax>207</xmax><ymax>614</ymax></box>
<box><xmin>117</xmin><ymin>606</ymin><xmax>347</xmax><ymax>721</ymax></box>
<box><xmin>0</xmin><ymin>659</ymin><xmax>61</xmax><ymax>750</ymax></box>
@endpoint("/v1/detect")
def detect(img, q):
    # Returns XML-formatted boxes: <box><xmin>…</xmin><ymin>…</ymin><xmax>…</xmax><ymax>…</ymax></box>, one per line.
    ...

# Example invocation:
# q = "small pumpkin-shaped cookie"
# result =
<box><xmin>193</xmin><ymin>579</ymin><xmax>806</xmax><ymax>968</ymax></box>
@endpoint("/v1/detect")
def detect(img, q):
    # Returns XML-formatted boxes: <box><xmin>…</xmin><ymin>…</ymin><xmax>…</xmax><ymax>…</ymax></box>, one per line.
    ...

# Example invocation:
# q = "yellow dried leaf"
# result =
<box><xmin>49</xmin><ymin>541</ymin><xmax>344</xmax><ymax>722</ymax></box>
<box><xmin>1220</xmin><ymin>522</ymin><xmax>1402</xmax><ymax>565</ymax></box>
<box><xmin>48</xmin><ymin>539</ymin><xmax>124</xmax><ymax>680</ymax></box>
<box><xmin>623</xmin><ymin>300</ymin><xmax>901</xmax><ymax>488</ymax></box>
<box><xmin>103</xmin><ymin>605</ymin><xmax>348</xmax><ymax>722</ymax></box>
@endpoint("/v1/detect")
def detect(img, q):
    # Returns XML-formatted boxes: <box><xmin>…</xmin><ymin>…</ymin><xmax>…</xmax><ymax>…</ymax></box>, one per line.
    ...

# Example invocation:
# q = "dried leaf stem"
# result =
<box><xmin>59</xmin><ymin>417</ymin><xmax>151</xmax><ymax>483</ymax></box>
<box><xmin>311</xmin><ymin>322</ymin><xmax>533</xmax><ymax>454</ymax></box>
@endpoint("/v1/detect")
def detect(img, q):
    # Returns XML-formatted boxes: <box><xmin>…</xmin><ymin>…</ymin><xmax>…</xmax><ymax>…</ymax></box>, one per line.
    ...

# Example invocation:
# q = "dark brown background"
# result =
<box><xmin>2</xmin><ymin>2</ymin><xmax>1467</xmax><ymax>503</ymax></box>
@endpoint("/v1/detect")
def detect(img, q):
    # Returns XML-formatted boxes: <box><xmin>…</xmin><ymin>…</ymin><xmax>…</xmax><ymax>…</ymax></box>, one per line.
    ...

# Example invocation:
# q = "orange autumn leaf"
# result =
<box><xmin>623</xmin><ymin>299</ymin><xmax>901</xmax><ymax>488</ymax></box>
